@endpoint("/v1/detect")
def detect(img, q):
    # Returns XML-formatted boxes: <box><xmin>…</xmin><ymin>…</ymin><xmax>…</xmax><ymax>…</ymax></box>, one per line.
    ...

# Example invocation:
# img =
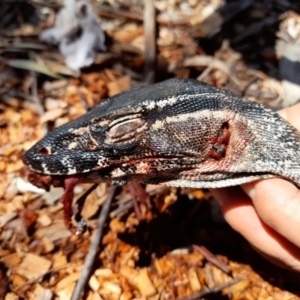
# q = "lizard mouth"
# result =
<box><xmin>27</xmin><ymin>169</ymin><xmax>69</xmax><ymax>191</ymax></box>
<box><xmin>25</xmin><ymin>153</ymin><xmax>190</xmax><ymax>234</ymax></box>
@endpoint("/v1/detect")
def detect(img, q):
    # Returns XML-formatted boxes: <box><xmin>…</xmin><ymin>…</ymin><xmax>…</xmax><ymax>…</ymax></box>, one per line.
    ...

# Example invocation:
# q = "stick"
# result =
<box><xmin>143</xmin><ymin>0</ymin><xmax>156</xmax><ymax>84</ymax></box>
<box><xmin>177</xmin><ymin>277</ymin><xmax>243</xmax><ymax>300</ymax></box>
<box><xmin>71</xmin><ymin>185</ymin><xmax>117</xmax><ymax>300</ymax></box>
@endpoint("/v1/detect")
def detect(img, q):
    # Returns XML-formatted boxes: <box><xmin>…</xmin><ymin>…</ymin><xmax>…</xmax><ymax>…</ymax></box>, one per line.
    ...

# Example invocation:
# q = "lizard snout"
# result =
<box><xmin>22</xmin><ymin>127</ymin><xmax>110</xmax><ymax>176</ymax></box>
<box><xmin>22</xmin><ymin>137</ymin><xmax>69</xmax><ymax>175</ymax></box>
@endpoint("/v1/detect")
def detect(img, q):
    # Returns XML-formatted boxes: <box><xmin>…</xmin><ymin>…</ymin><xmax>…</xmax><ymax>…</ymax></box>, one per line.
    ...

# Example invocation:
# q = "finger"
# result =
<box><xmin>210</xmin><ymin>187</ymin><xmax>300</xmax><ymax>271</ymax></box>
<box><xmin>278</xmin><ymin>102</ymin><xmax>300</xmax><ymax>131</ymax></box>
<box><xmin>241</xmin><ymin>179</ymin><xmax>300</xmax><ymax>249</ymax></box>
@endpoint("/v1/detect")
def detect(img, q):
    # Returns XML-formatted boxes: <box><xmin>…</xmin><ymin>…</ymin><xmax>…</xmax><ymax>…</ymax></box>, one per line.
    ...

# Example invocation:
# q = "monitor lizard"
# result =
<box><xmin>22</xmin><ymin>78</ymin><xmax>300</xmax><ymax>233</ymax></box>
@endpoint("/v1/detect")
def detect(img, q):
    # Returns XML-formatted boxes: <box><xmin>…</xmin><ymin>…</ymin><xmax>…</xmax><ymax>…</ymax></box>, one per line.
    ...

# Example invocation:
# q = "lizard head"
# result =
<box><xmin>23</xmin><ymin>78</ymin><xmax>226</xmax><ymax>187</ymax></box>
<box><xmin>23</xmin><ymin>78</ymin><xmax>300</xmax><ymax>233</ymax></box>
<box><xmin>23</xmin><ymin>77</ymin><xmax>300</xmax><ymax>191</ymax></box>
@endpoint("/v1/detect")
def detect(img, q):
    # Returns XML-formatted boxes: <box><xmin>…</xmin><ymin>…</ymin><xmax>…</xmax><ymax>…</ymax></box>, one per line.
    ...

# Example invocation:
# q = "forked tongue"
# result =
<box><xmin>27</xmin><ymin>170</ymin><xmax>89</xmax><ymax>235</ymax></box>
<box><xmin>61</xmin><ymin>176</ymin><xmax>86</xmax><ymax>235</ymax></box>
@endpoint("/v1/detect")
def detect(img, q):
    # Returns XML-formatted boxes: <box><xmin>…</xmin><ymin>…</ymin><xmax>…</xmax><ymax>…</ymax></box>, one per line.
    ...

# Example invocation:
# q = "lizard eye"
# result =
<box><xmin>105</xmin><ymin>118</ymin><xmax>146</xmax><ymax>145</ymax></box>
<box><xmin>89</xmin><ymin>114</ymin><xmax>147</xmax><ymax>150</ymax></box>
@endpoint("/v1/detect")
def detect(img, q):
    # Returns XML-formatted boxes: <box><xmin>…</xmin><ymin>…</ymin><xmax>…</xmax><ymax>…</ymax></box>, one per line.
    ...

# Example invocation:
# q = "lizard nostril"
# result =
<box><xmin>38</xmin><ymin>147</ymin><xmax>51</xmax><ymax>155</ymax></box>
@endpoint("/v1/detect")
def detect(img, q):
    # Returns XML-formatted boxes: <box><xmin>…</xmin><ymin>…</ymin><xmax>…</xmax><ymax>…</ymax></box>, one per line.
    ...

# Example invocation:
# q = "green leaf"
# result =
<box><xmin>6</xmin><ymin>59</ymin><xmax>63</xmax><ymax>79</ymax></box>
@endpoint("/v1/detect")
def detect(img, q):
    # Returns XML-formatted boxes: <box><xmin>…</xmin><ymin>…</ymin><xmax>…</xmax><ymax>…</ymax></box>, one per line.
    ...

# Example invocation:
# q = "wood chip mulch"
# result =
<box><xmin>1</xmin><ymin>0</ymin><xmax>300</xmax><ymax>299</ymax></box>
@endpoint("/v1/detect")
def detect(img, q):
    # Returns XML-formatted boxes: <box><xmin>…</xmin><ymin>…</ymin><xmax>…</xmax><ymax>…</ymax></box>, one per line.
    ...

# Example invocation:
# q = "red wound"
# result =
<box><xmin>208</xmin><ymin>122</ymin><xmax>230</xmax><ymax>160</ymax></box>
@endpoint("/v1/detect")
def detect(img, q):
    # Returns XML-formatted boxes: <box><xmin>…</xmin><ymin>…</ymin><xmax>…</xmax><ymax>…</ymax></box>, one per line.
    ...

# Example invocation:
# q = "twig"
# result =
<box><xmin>127</xmin><ymin>182</ymin><xmax>151</xmax><ymax>221</ymax></box>
<box><xmin>71</xmin><ymin>185</ymin><xmax>117</xmax><ymax>300</ymax></box>
<box><xmin>128</xmin><ymin>182</ymin><xmax>142</xmax><ymax>221</ymax></box>
<box><xmin>177</xmin><ymin>277</ymin><xmax>243</xmax><ymax>300</ymax></box>
<box><xmin>193</xmin><ymin>244</ymin><xmax>230</xmax><ymax>274</ymax></box>
<box><xmin>128</xmin><ymin>182</ymin><xmax>151</xmax><ymax>208</ymax></box>
<box><xmin>143</xmin><ymin>0</ymin><xmax>156</xmax><ymax>84</ymax></box>
<box><xmin>15</xmin><ymin>263</ymin><xmax>73</xmax><ymax>291</ymax></box>
<box><xmin>184</xmin><ymin>56</ymin><xmax>235</xmax><ymax>80</ymax></box>
<box><xmin>197</xmin><ymin>64</ymin><xmax>214</xmax><ymax>81</ymax></box>
<box><xmin>109</xmin><ymin>201</ymin><xmax>133</xmax><ymax>219</ymax></box>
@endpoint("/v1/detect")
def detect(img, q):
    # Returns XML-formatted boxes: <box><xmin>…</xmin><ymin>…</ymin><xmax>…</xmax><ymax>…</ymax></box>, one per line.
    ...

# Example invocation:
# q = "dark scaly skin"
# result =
<box><xmin>22</xmin><ymin>78</ymin><xmax>300</xmax><ymax>232</ymax></box>
<box><xmin>23</xmin><ymin>78</ymin><xmax>300</xmax><ymax>188</ymax></box>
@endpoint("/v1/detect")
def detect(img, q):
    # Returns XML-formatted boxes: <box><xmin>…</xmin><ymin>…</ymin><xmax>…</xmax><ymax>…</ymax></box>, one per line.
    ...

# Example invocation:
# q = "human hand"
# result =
<box><xmin>210</xmin><ymin>102</ymin><xmax>300</xmax><ymax>272</ymax></box>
